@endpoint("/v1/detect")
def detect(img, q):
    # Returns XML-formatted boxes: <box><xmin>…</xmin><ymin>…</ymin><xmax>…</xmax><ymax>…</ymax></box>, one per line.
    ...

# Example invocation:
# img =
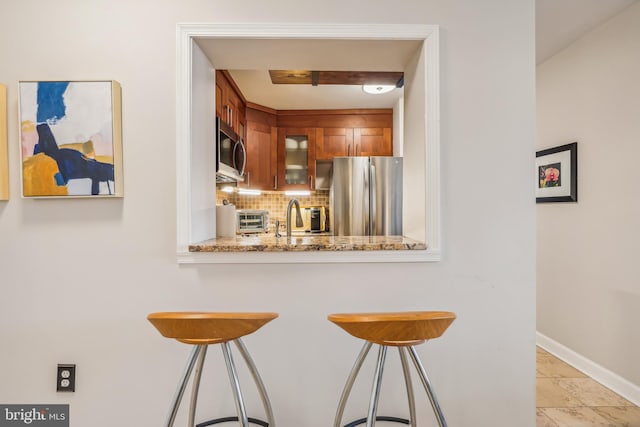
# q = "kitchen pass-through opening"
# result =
<box><xmin>176</xmin><ymin>23</ymin><xmax>441</xmax><ymax>263</ymax></box>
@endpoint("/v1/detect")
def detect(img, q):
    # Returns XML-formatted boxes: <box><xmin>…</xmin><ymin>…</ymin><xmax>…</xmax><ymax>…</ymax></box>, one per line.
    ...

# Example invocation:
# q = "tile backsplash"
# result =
<box><xmin>216</xmin><ymin>190</ymin><xmax>330</xmax><ymax>231</ymax></box>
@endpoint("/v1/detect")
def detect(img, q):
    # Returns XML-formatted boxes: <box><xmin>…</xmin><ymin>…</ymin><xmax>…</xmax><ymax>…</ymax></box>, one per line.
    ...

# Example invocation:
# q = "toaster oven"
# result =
<box><xmin>236</xmin><ymin>209</ymin><xmax>270</xmax><ymax>234</ymax></box>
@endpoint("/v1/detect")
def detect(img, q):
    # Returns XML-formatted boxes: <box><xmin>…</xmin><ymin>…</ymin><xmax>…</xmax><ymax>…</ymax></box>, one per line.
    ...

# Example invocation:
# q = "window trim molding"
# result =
<box><xmin>176</xmin><ymin>23</ymin><xmax>441</xmax><ymax>263</ymax></box>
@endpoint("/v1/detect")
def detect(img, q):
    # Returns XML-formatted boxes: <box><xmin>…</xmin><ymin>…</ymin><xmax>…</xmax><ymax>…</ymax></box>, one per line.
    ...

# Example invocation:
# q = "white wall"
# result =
<box><xmin>537</xmin><ymin>2</ymin><xmax>640</xmax><ymax>387</ymax></box>
<box><xmin>403</xmin><ymin>41</ymin><xmax>428</xmax><ymax>242</ymax></box>
<box><xmin>393</xmin><ymin>96</ymin><xmax>404</xmax><ymax>157</ymax></box>
<box><xmin>190</xmin><ymin>42</ymin><xmax>217</xmax><ymax>244</ymax></box>
<box><xmin>0</xmin><ymin>1</ymin><xmax>536</xmax><ymax>426</ymax></box>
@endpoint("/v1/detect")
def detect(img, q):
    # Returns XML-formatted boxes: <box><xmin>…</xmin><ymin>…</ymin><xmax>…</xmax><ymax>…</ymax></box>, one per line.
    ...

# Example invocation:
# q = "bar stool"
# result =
<box><xmin>147</xmin><ymin>312</ymin><xmax>278</xmax><ymax>427</ymax></box>
<box><xmin>328</xmin><ymin>311</ymin><xmax>456</xmax><ymax>427</ymax></box>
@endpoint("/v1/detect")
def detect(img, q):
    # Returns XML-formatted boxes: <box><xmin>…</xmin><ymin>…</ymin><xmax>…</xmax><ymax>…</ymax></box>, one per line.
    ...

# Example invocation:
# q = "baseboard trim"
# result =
<box><xmin>537</xmin><ymin>332</ymin><xmax>640</xmax><ymax>406</ymax></box>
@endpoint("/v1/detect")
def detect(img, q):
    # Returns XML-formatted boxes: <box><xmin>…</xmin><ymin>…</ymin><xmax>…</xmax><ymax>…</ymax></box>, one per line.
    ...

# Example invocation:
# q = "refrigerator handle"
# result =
<box><xmin>370</xmin><ymin>163</ymin><xmax>376</xmax><ymax>236</ymax></box>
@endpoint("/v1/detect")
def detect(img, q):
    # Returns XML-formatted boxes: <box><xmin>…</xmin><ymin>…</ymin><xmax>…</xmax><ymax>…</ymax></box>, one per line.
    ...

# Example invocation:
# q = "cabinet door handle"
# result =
<box><xmin>273</xmin><ymin>175</ymin><xmax>277</xmax><ymax>190</ymax></box>
<box><xmin>355</xmin><ymin>144</ymin><xmax>359</xmax><ymax>156</ymax></box>
<box><xmin>246</xmin><ymin>171</ymin><xmax>250</xmax><ymax>187</ymax></box>
<box><xmin>347</xmin><ymin>144</ymin><xmax>351</xmax><ymax>157</ymax></box>
<box><xmin>308</xmin><ymin>175</ymin><xmax>313</xmax><ymax>190</ymax></box>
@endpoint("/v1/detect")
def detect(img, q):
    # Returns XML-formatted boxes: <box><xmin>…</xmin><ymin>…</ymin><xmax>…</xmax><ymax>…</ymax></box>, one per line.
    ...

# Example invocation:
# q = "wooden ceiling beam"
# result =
<box><xmin>269</xmin><ymin>70</ymin><xmax>403</xmax><ymax>87</ymax></box>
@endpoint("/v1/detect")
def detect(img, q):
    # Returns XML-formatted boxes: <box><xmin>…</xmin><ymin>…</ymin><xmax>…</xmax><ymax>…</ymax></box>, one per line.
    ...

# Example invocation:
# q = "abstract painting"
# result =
<box><xmin>19</xmin><ymin>81</ymin><xmax>123</xmax><ymax>198</ymax></box>
<box><xmin>0</xmin><ymin>84</ymin><xmax>7</xmax><ymax>200</ymax></box>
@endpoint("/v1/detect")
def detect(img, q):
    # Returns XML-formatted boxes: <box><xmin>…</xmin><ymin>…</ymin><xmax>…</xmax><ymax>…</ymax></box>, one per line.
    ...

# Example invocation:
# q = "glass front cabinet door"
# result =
<box><xmin>277</xmin><ymin>127</ymin><xmax>316</xmax><ymax>190</ymax></box>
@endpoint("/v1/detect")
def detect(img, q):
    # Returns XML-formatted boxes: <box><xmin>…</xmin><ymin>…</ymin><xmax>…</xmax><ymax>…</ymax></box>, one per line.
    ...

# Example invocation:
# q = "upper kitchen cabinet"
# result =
<box><xmin>315</xmin><ymin>127</ymin><xmax>353</xmax><ymax>159</ymax></box>
<box><xmin>216</xmin><ymin>70</ymin><xmax>246</xmax><ymax>137</ymax></box>
<box><xmin>353</xmin><ymin>127</ymin><xmax>392</xmax><ymax>157</ymax></box>
<box><xmin>243</xmin><ymin>105</ymin><xmax>278</xmax><ymax>190</ymax></box>
<box><xmin>316</xmin><ymin>126</ymin><xmax>392</xmax><ymax>159</ymax></box>
<box><xmin>279</xmin><ymin>109</ymin><xmax>393</xmax><ymax>160</ymax></box>
<box><xmin>277</xmin><ymin>127</ymin><xmax>316</xmax><ymax>190</ymax></box>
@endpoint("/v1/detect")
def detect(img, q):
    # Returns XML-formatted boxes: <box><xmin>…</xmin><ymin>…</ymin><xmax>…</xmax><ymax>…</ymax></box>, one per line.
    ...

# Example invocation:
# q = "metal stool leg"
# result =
<box><xmin>407</xmin><ymin>346</ymin><xmax>448</xmax><ymax>427</ymax></box>
<box><xmin>188</xmin><ymin>345</ymin><xmax>208</xmax><ymax>427</ymax></box>
<box><xmin>398</xmin><ymin>348</ymin><xmax>416</xmax><ymax>427</ymax></box>
<box><xmin>365</xmin><ymin>345</ymin><xmax>387</xmax><ymax>427</ymax></box>
<box><xmin>166</xmin><ymin>345</ymin><xmax>203</xmax><ymax>427</ymax></box>
<box><xmin>234</xmin><ymin>338</ymin><xmax>276</xmax><ymax>427</ymax></box>
<box><xmin>222</xmin><ymin>341</ymin><xmax>249</xmax><ymax>427</ymax></box>
<box><xmin>334</xmin><ymin>342</ymin><xmax>373</xmax><ymax>427</ymax></box>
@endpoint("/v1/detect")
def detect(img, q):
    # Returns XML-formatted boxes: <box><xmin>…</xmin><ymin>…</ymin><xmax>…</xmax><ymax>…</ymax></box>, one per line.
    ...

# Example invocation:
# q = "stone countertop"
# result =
<box><xmin>189</xmin><ymin>234</ymin><xmax>427</xmax><ymax>252</ymax></box>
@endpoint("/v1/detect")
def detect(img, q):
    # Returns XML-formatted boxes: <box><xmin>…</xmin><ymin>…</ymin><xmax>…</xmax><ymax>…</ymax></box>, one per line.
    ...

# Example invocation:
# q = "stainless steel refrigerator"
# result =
<box><xmin>330</xmin><ymin>156</ymin><xmax>403</xmax><ymax>236</ymax></box>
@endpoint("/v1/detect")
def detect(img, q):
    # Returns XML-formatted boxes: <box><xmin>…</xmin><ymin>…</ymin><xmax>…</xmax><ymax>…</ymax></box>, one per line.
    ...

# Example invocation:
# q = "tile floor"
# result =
<box><xmin>537</xmin><ymin>346</ymin><xmax>640</xmax><ymax>426</ymax></box>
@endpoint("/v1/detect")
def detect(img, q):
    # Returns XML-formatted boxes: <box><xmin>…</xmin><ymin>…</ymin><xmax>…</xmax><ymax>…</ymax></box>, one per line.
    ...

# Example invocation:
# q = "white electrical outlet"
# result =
<box><xmin>57</xmin><ymin>364</ymin><xmax>76</xmax><ymax>392</ymax></box>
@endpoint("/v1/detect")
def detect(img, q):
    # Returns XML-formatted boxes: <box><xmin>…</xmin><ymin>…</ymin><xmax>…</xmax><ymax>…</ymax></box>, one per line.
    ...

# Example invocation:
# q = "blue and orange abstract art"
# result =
<box><xmin>19</xmin><ymin>81</ymin><xmax>123</xmax><ymax>197</ymax></box>
<box><xmin>0</xmin><ymin>83</ymin><xmax>7</xmax><ymax>200</ymax></box>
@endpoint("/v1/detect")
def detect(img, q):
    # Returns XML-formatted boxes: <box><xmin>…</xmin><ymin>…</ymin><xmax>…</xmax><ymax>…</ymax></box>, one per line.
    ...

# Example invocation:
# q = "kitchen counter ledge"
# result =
<box><xmin>189</xmin><ymin>235</ymin><xmax>427</xmax><ymax>252</ymax></box>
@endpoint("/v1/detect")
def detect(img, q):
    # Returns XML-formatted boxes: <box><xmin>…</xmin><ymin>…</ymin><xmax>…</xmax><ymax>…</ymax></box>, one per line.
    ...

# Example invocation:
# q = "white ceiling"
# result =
<box><xmin>197</xmin><ymin>39</ymin><xmax>422</xmax><ymax>71</ymax></box>
<box><xmin>227</xmin><ymin>70</ymin><xmax>405</xmax><ymax>110</ymax></box>
<box><xmin>536</xmin><ymin>0</ymin><xmax>637</xmax><ymax>64</ymax></box>
<box><xmin>195</xmin><ymin>1</ymin><xmax>638</xmax><ymax>110</ymax></box>
<box><xmin>195</xmin><ymin>38</ymin><xmax>421</xmax><ymax>110</ymax></box>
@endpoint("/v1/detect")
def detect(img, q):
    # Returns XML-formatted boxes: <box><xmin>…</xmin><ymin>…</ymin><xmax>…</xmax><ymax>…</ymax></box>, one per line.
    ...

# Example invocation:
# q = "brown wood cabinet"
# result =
<box><xmin>277</xmin><ymin>127</ymin><xmax>316</xmax><ymax>190</ymax></box>
<box><xmin>279</xmin><ymin>109</ymin><xmax>392</xmax><ymax>161</ymax></box>
<box><xmin>240</xmin><ymin>102</ymin><xmax>393</xmax><ymax>190</ymax></box>
<box><xmin>316</xmin><ymin>126</ymin><xmax>392</xmax><ymax>159</ymax></box>
<box><xmin>216</xmin><ymin>70</ymin><xmax>245</xmax><ymax>138</ymax></box>
<box><xmin>316</xmin><ymin>128</ymin><xmax>353</xmax><ymax>159</ymax></box>
<box><xmin>354</xmin><ymin>127</ymin><xmax>392</xmax><ymax>157</ymax></box>
<box><xmin>243</xmin><ymin>105</ymin><xmax>277</xmax><ymax>190</ymax></box>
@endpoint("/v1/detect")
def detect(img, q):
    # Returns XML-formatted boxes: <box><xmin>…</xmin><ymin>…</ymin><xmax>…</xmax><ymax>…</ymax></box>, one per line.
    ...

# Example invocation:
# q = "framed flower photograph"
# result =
<box><xmin>536</xmin><ymin>142</ymin><xmax>577</xmax><ymax>203</ymax></box>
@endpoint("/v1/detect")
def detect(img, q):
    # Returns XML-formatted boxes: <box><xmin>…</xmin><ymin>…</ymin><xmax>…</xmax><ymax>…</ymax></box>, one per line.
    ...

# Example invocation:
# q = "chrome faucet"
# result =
<box><xmin>286</xmin><ymin>199</ymin><xmax>304</xmax><ymax>237</ymax></box>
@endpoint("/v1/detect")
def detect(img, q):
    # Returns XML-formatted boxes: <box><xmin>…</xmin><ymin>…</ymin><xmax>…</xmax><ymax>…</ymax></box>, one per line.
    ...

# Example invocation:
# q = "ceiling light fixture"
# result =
<box><xmin>362</xmin><ymin>84</ymin><xmax>396</xmax><ymax>95</ymax></box>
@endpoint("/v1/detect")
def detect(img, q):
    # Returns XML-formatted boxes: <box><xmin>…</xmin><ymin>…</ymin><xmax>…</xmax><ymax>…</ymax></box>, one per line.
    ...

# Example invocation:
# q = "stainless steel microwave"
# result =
<box><xmin>216</xmin><ymin>117</ymin><xmax>246</xmax><ymax>183</ymax></box>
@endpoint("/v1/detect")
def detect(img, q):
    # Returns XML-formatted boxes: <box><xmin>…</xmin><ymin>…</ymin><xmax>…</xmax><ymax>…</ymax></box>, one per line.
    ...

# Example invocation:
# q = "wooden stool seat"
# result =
<box><xmin>147</xmin><ymin>312</ymin><xmax>278</xmax><ymax>344</ymax></box>
<box><xmin>328</xmin><ymin>311</ymin><xmax>456</xmax><ymax>346</ymax></box>
<box><xmin>148</xmin><ymin>311</ymin><xmax>278</xmax><ymax>427</ymax></box>
<box><xmin>329</xmin><ymin>310</ymin><xmax>456</xmax><ymax>427</ymax></box>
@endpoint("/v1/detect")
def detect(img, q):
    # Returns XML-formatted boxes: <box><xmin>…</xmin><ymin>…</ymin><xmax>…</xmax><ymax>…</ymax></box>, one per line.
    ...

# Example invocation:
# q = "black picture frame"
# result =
<box><xmin>536</xmin><ymin>142</ymin><xmax>577</xmax><ymax>203</ymax></box>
